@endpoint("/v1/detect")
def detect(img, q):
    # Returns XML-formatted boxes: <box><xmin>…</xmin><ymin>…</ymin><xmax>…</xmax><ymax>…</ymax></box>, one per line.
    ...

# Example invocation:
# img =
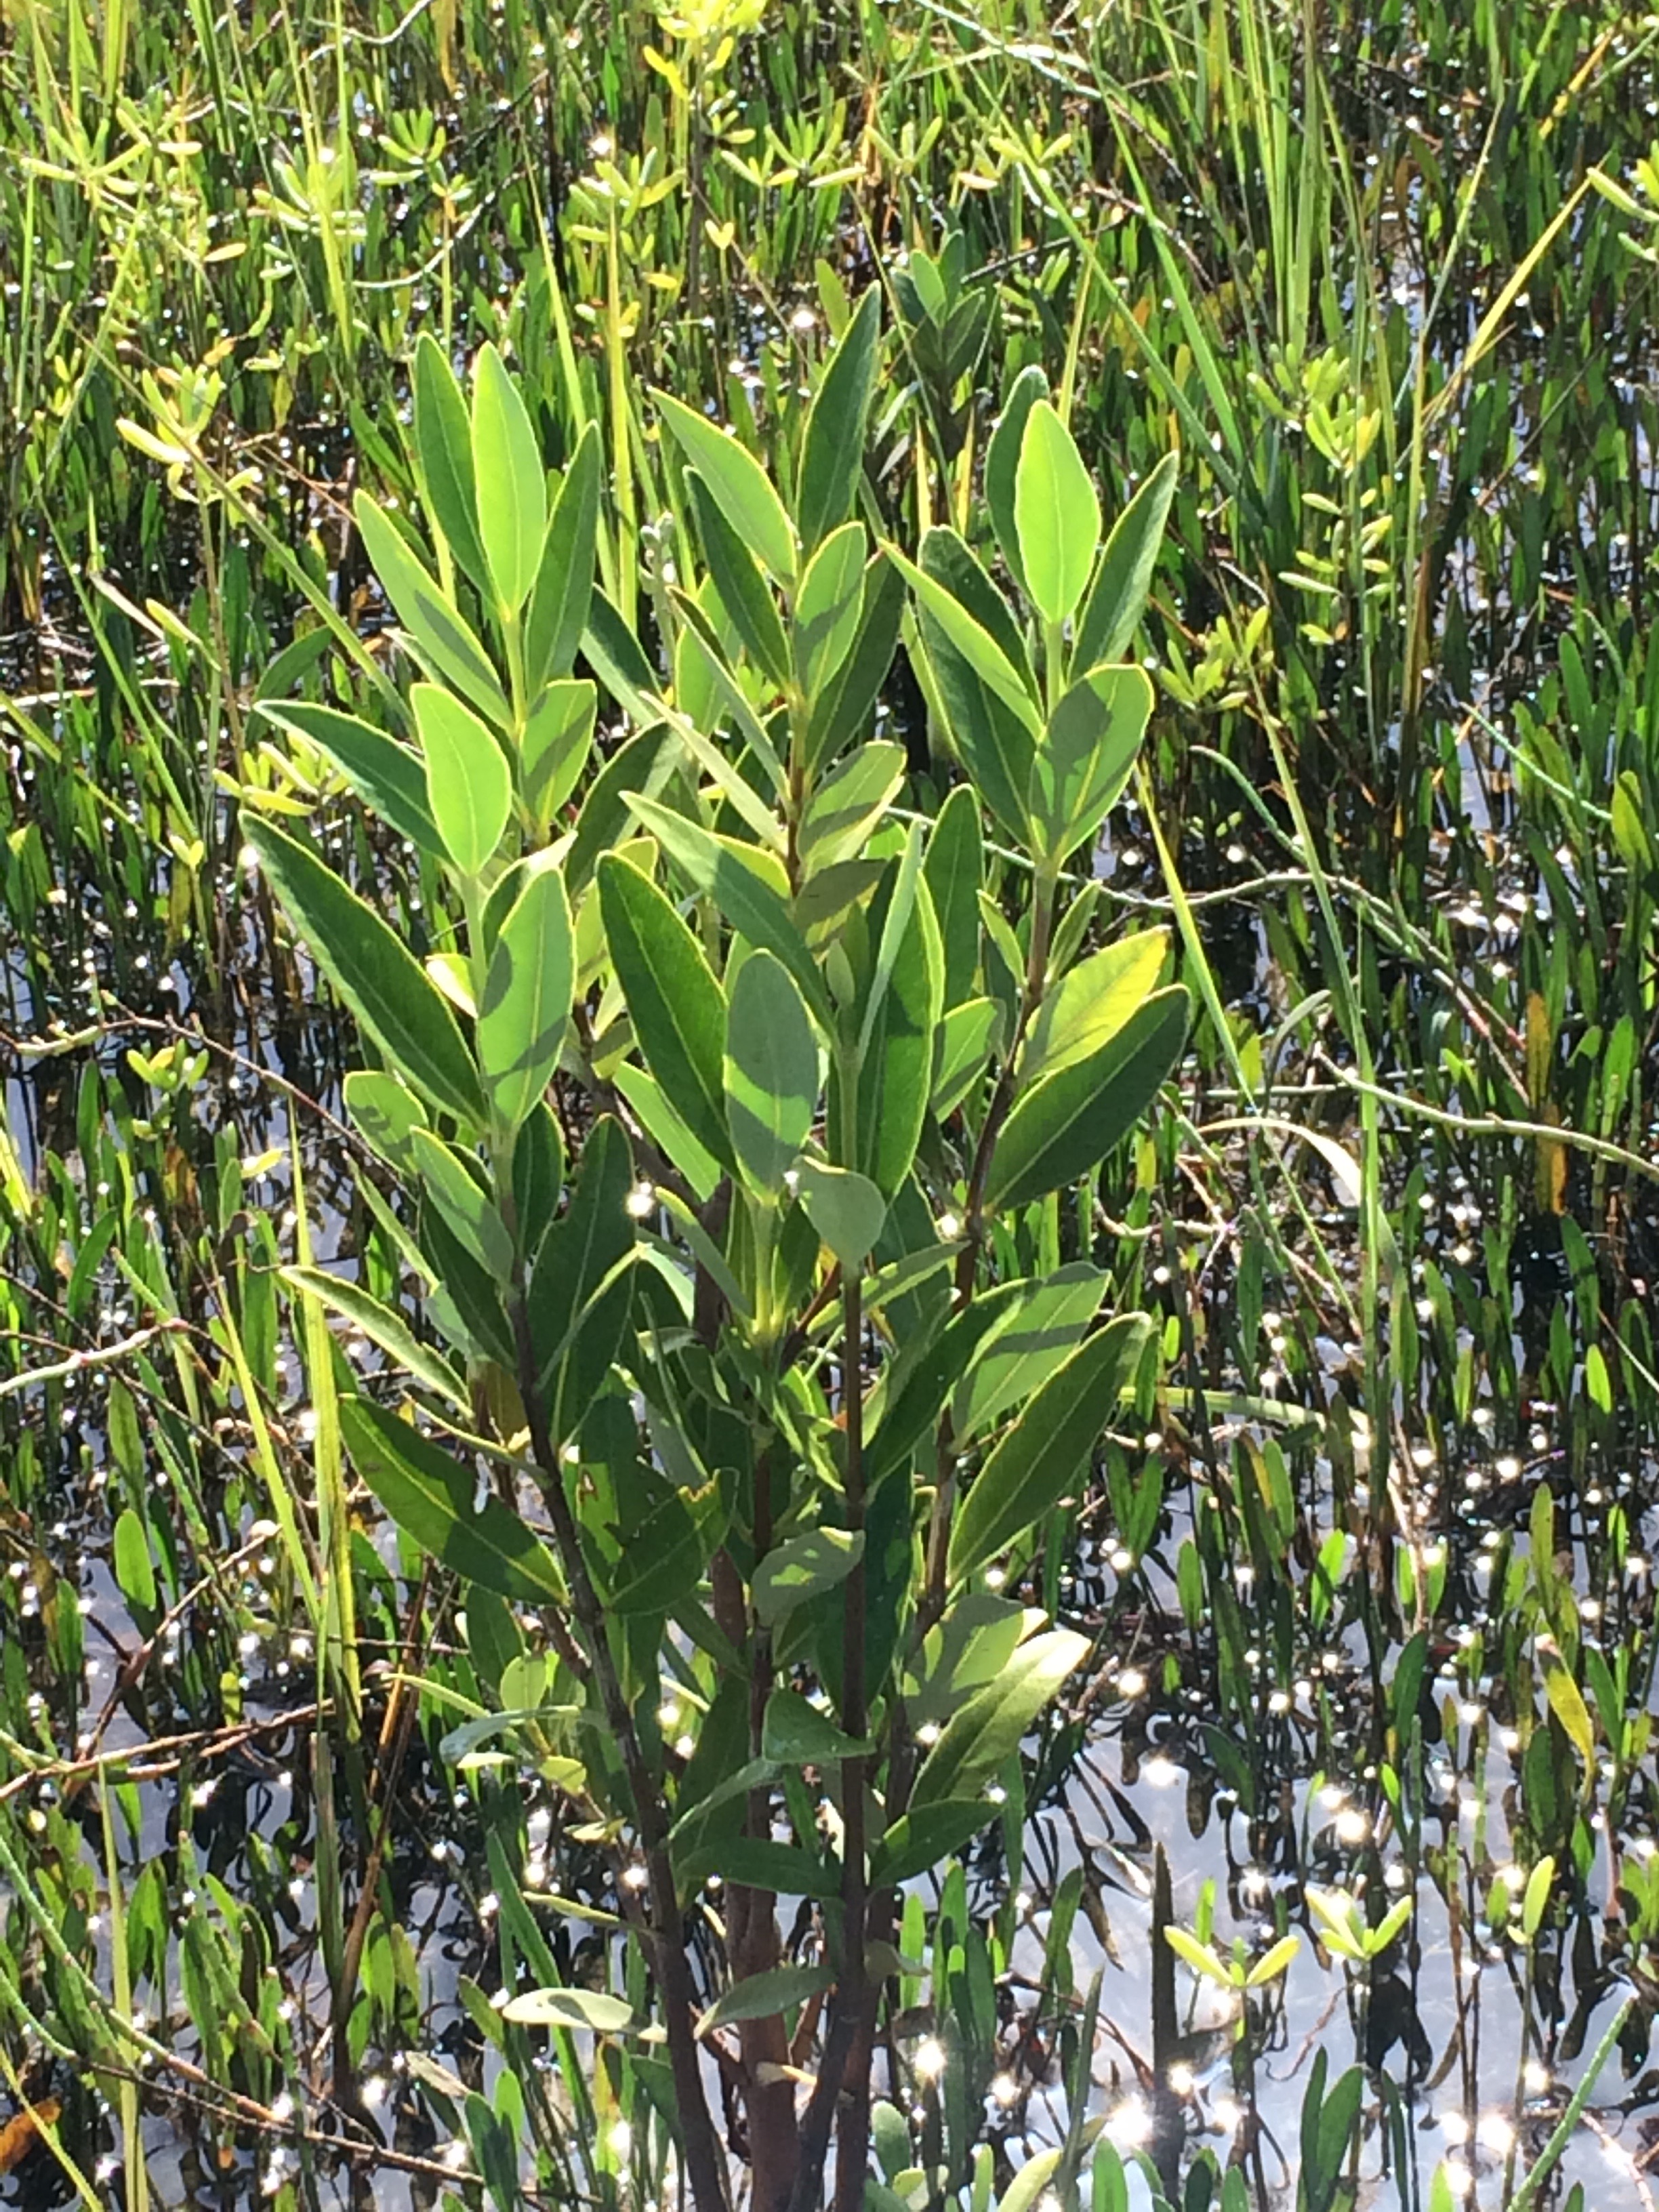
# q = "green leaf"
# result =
<box><xmin>609</xmin><ymin>1482</ymin><xmax>723</xmax><ymax>1614</ymax></box>
<box><xmin>884</xmin><ymin>544</ymin><xmax>1038</xmax><ymax>730</ymax></box>
<box><xmin>342</xmin><ymin>1069</ymin><xmax>427</xmax><ymax>1170</ymax></box>
<box><xmin>1073</xmin><ymin>451</ymin><xmax>1179</xmax><ymax>670</ymax></box>
<box><xmin>984</xmin><ymin>366</ymin><xmax>1048</xmax><ymax>598</ymax></box>
<box><xmin>112</xmin><ymin>1507</ymin><xmax>157</xmax><ymax>1618</ymax></box>
<box><xmin>1015</xmin><ymin>401</ymin><xmax>1100</xmax><ymax>627</ymax></box>
<box><xmin>598</xmin><ymin>854</ymin><xmax>735</xmax><ymax>1179</ymax></box>
<box><xmin>912</xmin><ymin>1628</ymin><xmax>1089</xmax><ymax>1806</ymax></box>
<box><xmin>413</xmin><ymin>682</ymin><xmax>513</xmax><ymax>878</ymax></box>
<box><xmin>932</xmin><ymin>996</ymin><xmax>1002</xmax><ymax>1119</ymax></box>
<box><xmin>794</xmin><ymin>1158</ymin><xmax>886</xmax><ymax>1272</ymax></box>
<box><xmin>478</xmin><ymin>859</ymin><xmax>573</xmax><ymax>1134</ymax></box>
<box><xmin>244</xmin><ymin>817</ymin><xmax>485</xmax><ymax>1127</ymax></box>
<box><xmin>846</xmin><ymin>854</ymin><xmax>941</xmax><ymax>1197</ymax></box>
<box><xmin>797</xmin><ymin>285</ymin><xmax>880</xmax><ymax>553</ymax></box>
<box><xmin>413</xmin><ymin>331</ymin><xmax>490</xmax><ymax>594</ymax></box>
<box><xmin>282</xmin><ymin>1263</ymin><xmax>469</xmax><ymax>1410</ymax></box>
<box><xmin>353</xmin><ymin>493</ymin><xmax>512</xmax><ymax>729</ymax></box>
<box><xmin>628</xmin><ymin>796</ymin><xmax>832</xmax><ymax>1029</ymax></box>
<box><xmin>904</xmin><ymin>1592</ymin><xmax>1033</xmax><ymax>1729</ymax></box>
<box><xmin>1021</xmin><ymin>929</ymin><xmax>1170</xmax><ymax>1090</ymax></box>
<box><xmin>341</xmin><ymin>1395</ymin><xmax>565</xmax><ymax>1606</ymax></box>
<box><xmin>949</xmin><ymin>1316</ymin><xmax>1149</xmax><ymax>1583</ymax></box>
<box><xmin>950</xmin><ymin>1262</ymin><xmax>1107</xmax><ymax>1446</ymax></box>
<box><xmin>471</xmin><ymin>341</ymin><xmax>546</xmax><ymax>614</ymax></box>
<box><xmin>582</xmin><ymin>587</ymin><xmax>659</xmax><ymax>725</ymax></box>
<box><xmin>520</xmin><ymin>679</ymin><xmax>596</xmax><ymax>836</ymax></box>
<box><xmin>501</xmin><ymin>1987</ymin><xmax>634</xmax><ymax>2033</ymax></box>
<box><xmin>1027</xmin><ymin>664</ymin><xmax>1153</xmax><ymax>861</ymax></box>
<box><xmin>1246</xmin><ymin>1933</ymin><xmax>1302</xmax><ymax>1988</ymax></box>
<box><xmin>686</xmin><ymin>471</ymin><xmax>792</xmax><ymax>690</ymax></box>
<box><xmin>411</xmin><ymin>1127</ymin><xmax>514</xmax><ymax>1277</ymax></box>
<box><xmin>724</xmin><ymin>950</ymin><xmax>818</xmax><ymax>1195</ymax></box>
<box><xmin>793</xmin><ymin>520</ymin><xmax>867</xmax><ymax>698</ymax></box>
<box><xmin>983</xmin><ymin>986</ymin><xmax>1189</xmax><ymax>1213</ymax></box>
<box><xmin>654</xmin><ymin>389</ymin><xmax>796</xmax><ymax>586</ymax></box>
<box><xmin>1165</xmin><ymin>1926</ymin><xmax>1233</xmax><ymax>1986</ymax></box>
<box><xmin>923</xmin><ymin>782</ymin><xmax>983</xmax><ymax>1009</ymax></box>
<box><xmin>805</xmin><ymin>552</ymin><xmax>904</xmax><ymax>775</ymax></box>
<box><xmin>762</xmin><ymin>1688</ymin><xmax>872</xmax><ymax>1765</ymax></box>
<box><xmin>1543</xmin><ymin>1652</ymin><xmax>1595</xmax><ymax>1769</ymax></box>
<box><xmin>1521</xmin><ymin>1855</ymin><xmax>1556</xmax><ymax>1942</ymax></box>
<box><xmin>528</xmin><ymin>1117</ymin><xmax>637</xmax><ymax>1437</ymax></box>
<box><xmin>799</xmin><ymin>737</ymin><xmax>904</xmax><ymax>877</ymax></box>
<box><xmin>869</xmin><ymin>1799</ymin><xmax>991</xmax><ymax>1889</ymax></box>
<box><xmin>678</xmin><ymin>1837</ymin><xmax>840</xmax><ymax>1901</ymax></box>
<box><xmin>696</xmin><ymin>1964</ymin><xmax>832</xmax><ymax>2037</ymax></box>
<box><xmin>752</xmin><ymin>1526</ymin><xmax>863</xmax><ymax>1627</ymax></box>
<box><xmin>254</xmin><ymin>699</ymin><xmax>440</xmax><ymax>856</ymax></box>
<box><xmin>525</xmin><ymin>423</ymin><xmax>601</xmax><ymax>691</ymax></box>
<box><xmin>613</xmin><ymin>1065</ymin><xmax>722</xmax><ymax>1204</ymax></box>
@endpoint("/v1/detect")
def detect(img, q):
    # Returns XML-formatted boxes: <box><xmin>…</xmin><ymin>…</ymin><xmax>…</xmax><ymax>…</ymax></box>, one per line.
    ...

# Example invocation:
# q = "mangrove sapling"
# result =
<box><xmin>244</xmin><ymin>317</ymin><xmax>1189</xmax><ymax>2207</ymax></box>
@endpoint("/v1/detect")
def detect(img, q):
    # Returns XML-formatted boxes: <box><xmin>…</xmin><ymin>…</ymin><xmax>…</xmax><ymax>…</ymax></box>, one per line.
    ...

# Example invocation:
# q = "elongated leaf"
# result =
<box><xmin>628</xmin><ymin>796</ymin><xmax>833</xmax><ymax>1029</ymax></box>
<box><xmin>411</xmin><ymin>1127</ymin><xmax>514</xmax><ymax>1276</ymax></box>
<box><xmin>1027</xmin><ymin>664</ymin><xmax>1153</xmax><ymax>861</ymax></box>
<box><xmin>472</xmin><ymin>341</ymin><xmax>546</xmax><ymax>613</ymax></box>
<box><xmin>725</xmin><ymin>949</ymin><xmax>817</xmax><ymax>1195</ymax></box>
<box><xmin>282</xmin><ymin>1263</ymin><xmax>468</xmax><ymax>1410</ymax></box>
<box><xmin>525</xmin><ymin>422</ymin><xmax>601</xmax><ymax>691</ymax></box>
<box><xmin>912</xmin><ymin>1628</ymin><xmax>1089</xmax><ymax>1805</ymax></box>
<box><xmin>844</xmin><ymin>859</ymin><xmax>941</xmax><ymax>1197</ymax></box>
<box><xmin>343</xmin><ymin>1069</ymin><xmax>427</xmax><ymax>1170</ymax></box>
<box><xmin>478</xmin><ymin>860</ymin><xmax>573</xmax><ymax>1134</ymax></box>
<box><xmin>1020</xmin><ymin>930</ymin><xmax>1169</xmax><ymax>1090</ymax></box>
<box><xmin>933</xmin><ymin>995</ymin><xmax>1001</xmax><ymax>1118</ymax></box>
<box><xmin>1073</xmin><ymin>451</ymin><xmax>1178</xmax><ymax>670</ymax></box>
<box><xmin>983</xmin><ymin>986</ymin><xmax>1189</xmax><ymax>1214</ymax></box>
<box><xmin>697</xmin><ymin>1964</ymin><xmax>832</xmax><ymax>2037</ymax></box>
<box><xmin>865</xmin><ymin>1290</ymin><xmax>1017</xmax><ymax>1490</ymax></box>
<box><xmin>654</xmin><ymin>389</ymin><xmax>796</xmax><ymax>585</ymax></box>
<box><xmin>413</xmin><ymin>682</ymin><xmax>512</xmax><ymax>877</ymax></box>
<box><xmin>869</xmin><ymin>1799</ymin><xmax>992</xmax><ymax>1889</ymax></box>
<box><xmin>752</xmin><ymin>1526</ymin><xmax>863</xmax><ymax>1627</ymax></box>
<box><xmin>1543</xmin><ymin>1653</ymin><xmax>1595</xmax><ymax>1768</ymax></box>
<box><xmin>950</xmin><ymin>1263</ymin><xmax>1107</xmax><ymax>1446</ymax></box>
<box><xmin>924</xmin><ymin>781</ymin><xmax>983</xmax><ymax>1009</ymax></box>
<box><xmin>529</xmin><ymin>1117</ymin><xmax>637</xmax><ymax>1437</ymax></box>
<box><xmin>805</xmin><ymin>552</ymin><xmax>903</xmax><ymax>774</ymax></box>
<box><xmin>794</xmin><ymin>1158</ymin><xmax>885</xmax><ymax>1272</ymax></box>
<box><xmin>254</xmin><ymin>700</ymin><xmax>439</xmax><ymax>855</ymax></box>
<box><xmin>613</xmin><ymin>1064</ymin><xmax>722</xmax><ymax>1203</ymax></box>
<box><xmin>341</xmin><ymin>1396</ymin><xmax>565</xmax><ymax>1605</ymax></box>
<box><xmin>520</xmin><ymin>678</ymin><xmax>596</xmax><ymax>835</ymax></box>
<box><xmin>798</xmin><ymin>285</ymin><xmax>880</xmax><ymax>553</ymax></box>
<box><xmin>799</xmin><ymin>737</ymin><xmax>904</xmax><ymax>876</ymax></box>
<box><xmin>413</xmin><ymin>331</ymin><xmax>489</xmax><ymax>593</ymax></box>
<box><xmin>582</xmin><ymin>587</ymin><xmax>659</xmax><ymax>725</ymax></box>
<box><xmin>678</xmin><ymin>1837</ymin><xmax>840</xmax><ymax>1901</ymax></box>
<box><xmin>353</xmin><ymin>493</ymin><xmax>511</xmax><ymax>728</ymax></box>
<box><xmin>686</xmin><ymin>471</ymin><xmax>791</xmax><ymax>689</ymax></box>
<box><xmin>949</xmin><ymin>1317</ymin><xmax>1149</xmax><ymax>1583</ymax></box>
<box><xmin>984</xmin><ymin>365</ymin><xmax>1048</xmax><ymax>597</ymax></box>
<box><xmin>762</xmin><ymin>1688</ymin><xmax>872</xmax><ymax>1765</ymax></box>
<box><xmin>244</xmin><ymin>818</ymin><xmax>485</xmax><ymax>1126</ymax></box>
<box><xmin>884</xmin><ymin>544</ymin><xmax>1038</xmax><ymax>730</ymax></box>
<box><xmin>502</xmin><ymin>1988</ymin><xmax>634</xmax><ymax>2033</ymax></box>
<box><xmin>598</xmin><ymin>854</ymin><xmax>735</xmax><ymax>1179</ymax></box>
<box><xmin>1015</xmin><ymin>400</ymin><xmax>1100</xmax><ymax>626</ymax></box>
<box><xmin>793</xmin><ymin>520</ymin><xmax>867</xmax><ymax>698</ymax></box>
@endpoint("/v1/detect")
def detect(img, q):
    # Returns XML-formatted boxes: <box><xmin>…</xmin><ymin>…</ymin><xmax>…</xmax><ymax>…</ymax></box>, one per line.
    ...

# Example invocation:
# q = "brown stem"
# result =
<box><xmin>834</xmin><ymin>1273</ymin><xmax>870</xmax><ymax>2212</ymax></box>
<box><xmin>508</xmin><ymin>1284</ymin><xmax>729</xmax><ymax>2212</ymax></box>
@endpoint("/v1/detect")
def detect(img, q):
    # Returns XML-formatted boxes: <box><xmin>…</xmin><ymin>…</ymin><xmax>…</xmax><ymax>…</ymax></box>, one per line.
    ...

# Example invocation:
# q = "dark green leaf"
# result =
<box><xmin>792</xmin><ymin>520</ymin><xmax>867</xmax><ymax>697</ymax></box>
<box><xmin>478</xmin><ymin>859</ymin><xmax>573</xmax><ymax>1134</ymax></box>
<box><xmin>869</xmin><ymin>1800</ymin><xmax>991</xmax><ymax>1889</ymax></box>
<box><xmin>697</xmin><ymin>1965</ymin><xmax>831</xmax><ymax>2036</ymax></box>
<box><xmin>687</xmin><ymin>471</ymin><xmax>792</xmax><ymax>689</ymax></box>
<box><xmin>254</xmin><ymin>699</ymin><xmax>439</xmax><ymax>855</ymax></box>
<box><xmin>724</xmin><ymin>949</ymin><xmax>818</xmax><ymax>1195</ymax></box>
<box><xmin>923</xmin><ymin>781</ymin><xmax>983</xmax><ymax>1009</ymax></box>
<box><xmin>948</xmin><ymin>1316</ymin><xmax>1150</xmax><ymax>1582</ymax></box>
<box><xmin>353</xmin><ymin>493</ymin><xmax>511</xmax><ymax>728</ymax></box>
<box><xmin>342</xmin><ymin>1395</ymin><xmax>565</xmax><ymax>1605</ymax></box>
<box><xmin>655</xmin><ymin>390</ymin><xmax>796</xmax><ymax>585</ymax></box>
<box><xmin>805</xmin><ymin>552</ymin><xmax>903</xmax><ymax>775</ymax></box>
<box><xmin>245</xmin><ymin>817</ymin><xmax>485</xmax><ymax>1127</ymax></box>
<box><xmin>983</xmin><ymin>986</ymin><xmax>1189</xmax><ymax>1213</ymax></box>
<box><xmin>525</xmin><ymin>423</ymin><xmax>601</xmax><ymax>691</ymax></box>
<box><xmin>911</xmin><ymin>1629</ymin><xmax>1089</xmax><ymax>1806</ymax></box>
<box><xmin>282</xmin><ymin>1263</ymin><xmax>468</xmax><ymax>1410</ymax></box>
<box><xmin>752</xmin><ymin>1526</ymin><xmax>863</xmax><ymax>1627</ymax></box>
<box><xmin>798</xmin><ymin>285</ymin><xmax>880</xmax><ymax>553</ymax></box>
<box><xmin>413</xmin><ymin>332</ymin><xmax>490</xmax><ymax>594</ymax></box>
<box><xmin>1073</xmin><ymin>451</ymin><xmax>1179</xmax><ymax>670</ymax></box>
<box><xmin>598</xmin><ymin>854</ymin><xmax>735</xmax><ymax>1179</ymax></box>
